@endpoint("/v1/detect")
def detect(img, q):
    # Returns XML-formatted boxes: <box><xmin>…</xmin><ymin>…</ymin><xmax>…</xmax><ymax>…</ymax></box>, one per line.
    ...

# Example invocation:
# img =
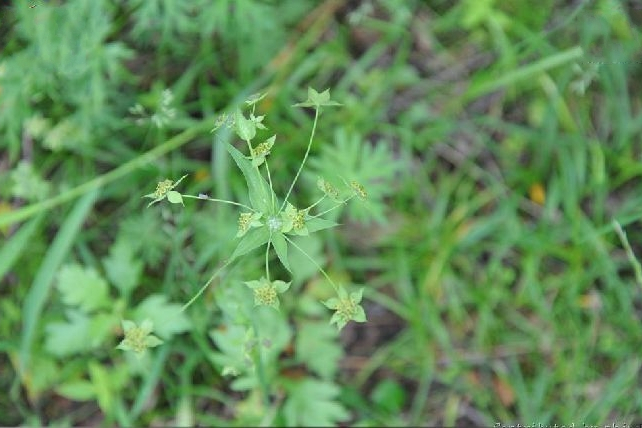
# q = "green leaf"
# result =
<box><xmin>56</xmin><ymin>380</ymin><xmax>96</xmax><ymax>401</ymax></box>
<box><xmin>167</xmin><ymin>190</ymin><xmax>184</xmax><ymax>205</ymax></box>
<box><xmin>288</xmin><ymin>235</ymin><xmax>325</xmax><ymax>282</ymax></box>
<box><xmin>283</xmin><ymin>379</ymin><xmax>349</xmax><ymax>426</ymax></box>
<box><xmin>370</xmin><ymin>379</ymin><xmax>407</xmax><ymax>414</ymax></box>
<box><xmin>271</xmin><ymin>232</ymin><xmax>291</xmax><ymax>273</ymax></box>
<box><xmin>56</xmin><ymin>264</ymin><xmax>109</xmax><ymax>312</ymax></box>
<box><xmin>230</xmin><ymin>226</ymin><xmax>270</xmax><ymax>261</ymax></box>
<box><xmin>308</xmin><ymin>128</ymin><xmax>400</xmax><ymax>224</ymax></box>
<box><xmin>102</xmin><ymin>238</ymin><xmax>143</xmax><ymax>297</ymax></box>
<box><xmin>44</xmin><ymin>310</ymin><xmax>117</xmax><ymax>357</ymax></box>
<box><xmin>0</xmin><ymin>214</ymin><xmax>44</xmax><ymax>282</ymax></box>
<box><xmin>226</xmin><ymin>142</ymin><xmax>275</xmax><ymax>212</ymax></box>
<box><xmin>21</xmin><ymin>189</ymin><xmax>98</xmax><ymax>370</ymax></box>
<box><xmin>234</xmin><ymin>109</ymin><xmax>256</xmax><ymax>141</ymax></box>
<box><xmin>209</xmin><ymin>324</ymin><xmax>254</xmax><ymax>382</ymax></box>
<box><xmin>296</xmin><ymin>321</ymin><xmax>343</xmax><ymax>379</ymax></box>
<box><xmin>89</xmin><ymin>361</ymin><xmax>114</xmax><ymax>415</ymax></box>
<box><xmin>305</xmin><ymin>217</ymin><xmax>339</xmax><ymax>234</ymax></box>
<box><xmin>45</xmin><ymin>310</ymin><xmax>90</xmax><ymax>357</ymax></box>
<box><xmin>21</xmin><ymin>355</ymin><xmax>60</xmax><ymax>399</ymax></box>
<box><xmin>134</xmin><ymin>294</ymin><xmax>191</xmax><ymax>340</ymax></box>
<box><xmin>10</xmin><ymin>161</ymin><xmax>52</xmax><ymax>202</ymax></box>
<box><xmin>294</xmin><ymin>87</ymin><xmax>342</xmax><ymax>108</ymax></box>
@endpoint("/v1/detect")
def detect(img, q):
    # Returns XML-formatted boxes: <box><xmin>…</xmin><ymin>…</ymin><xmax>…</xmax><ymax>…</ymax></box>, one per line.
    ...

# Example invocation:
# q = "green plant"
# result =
<box><xmin>123</xmin><ymin>88</ymin><xmax>367</xmax><ymax>351</ymax></box>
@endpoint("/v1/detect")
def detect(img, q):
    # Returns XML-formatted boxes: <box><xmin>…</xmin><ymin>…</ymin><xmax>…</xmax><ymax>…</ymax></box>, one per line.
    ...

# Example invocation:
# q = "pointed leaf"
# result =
<box><xmin>271</xmin><ymin>233</ymin><xmax>291</xmax><ymax>273</ymax></box>
<box><xmin>102</xmin><ymin>238</ymin><xmax>143</xmax><ymax>296</ymax></box>
<box><xmin>283</xmin><ymin>379</ymin><xmax>349</xmax><ymax>426</ymax></box>
<box><xmin>56</xmin><ymin>264</ymin><xmax>109</xmax><ymax>312</ymax></box>
<box><xmin>234</xmin><ymin>109</ymin><xmax>256</xmax><ymax>141</ymax></box>
<box><xmin>226</xmin><ymin>143</ymin><xmax>275</xmax><ymax>212</ymax></box>
<box><xmin>56</xmin><ymin>380</ymin><xmax>96</xmax><ymax>401</ymax></box>
<box><xmin>135</xmin><ymin>294</ymin><xmax>191</xmax><ymax>340</ymax></box>
<box><xmin>230</xmin><ymin>227</ymin><xmax>270</xmax><ymax>261</ymax></box>
<box><xmin>306</xmin><ymin>217</ymin><xmax>339</xmax><ymax>234</ymax></box>
<box><xmin>167</xmin><ymin>191</ymin><xmax>184</xmax><ymax>205</ymax></box>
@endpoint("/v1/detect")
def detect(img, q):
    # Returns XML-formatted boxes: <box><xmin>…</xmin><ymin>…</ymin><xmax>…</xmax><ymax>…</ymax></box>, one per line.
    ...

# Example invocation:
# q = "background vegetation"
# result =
<box><xmin>1</xmin><ymin>0</ymin><xmax>642</xmax><ymax>425</ymax></box>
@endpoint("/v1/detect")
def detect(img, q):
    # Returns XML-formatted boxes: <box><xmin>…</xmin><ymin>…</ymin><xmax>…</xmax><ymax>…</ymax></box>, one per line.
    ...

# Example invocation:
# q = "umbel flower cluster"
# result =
<box><xmin>119</xmin><ymin>88</ymin><xmax>367</xmax><ymax>355</ymax></box>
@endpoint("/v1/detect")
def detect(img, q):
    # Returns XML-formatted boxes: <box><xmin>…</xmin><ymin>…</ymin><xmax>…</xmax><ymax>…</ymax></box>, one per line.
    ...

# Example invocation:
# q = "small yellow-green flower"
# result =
<box><xmin>349</xmin><ymin>180</ymin><xmax>367</xmax><ymax>199</ymax></box>
<box><xmin>317</xmin><ymin>177</ymin><xmax>341</xmax><ymax>202</ymax></box>
<box><xmin>237</xmin><ymin>212</ymin><xmax>263</xmax><ymax>237</ymax></box>
<box><xmin>143</xmin><ymin>174</ymin><xmax>187</xmax><ymax>207</ymax></box>
<box><xmin>250</xmin><ymin>135</ymin><xmax>275</xmax><ymax>167</ymax></box>
<box><xmin>116</xmin><ymin>319</ymin><xmax>163</xmax><ymax>357</ymax></box>
<box><xmin>244</xmin><ymin>277</ymin><xmax>291</xmax><ymax>310</ymax></box>
<box><xmin>280</xmin><ymin>203</ymin><xmax>309</xmax><ymax>235</ymax></box>
<box><xmin>323</xmin><ymin>287</ymin><xmax>366</xmax><ymax>330</ymax></box>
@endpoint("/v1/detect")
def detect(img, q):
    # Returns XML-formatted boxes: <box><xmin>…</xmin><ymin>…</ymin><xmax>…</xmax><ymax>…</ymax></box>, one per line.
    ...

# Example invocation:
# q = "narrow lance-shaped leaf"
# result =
<box><xmin>234</xmin><ymin>109</ymin><xmax>256</xmax><ymax>141</ymax></box>
<box><xmin>306</xmin><ymin>217</ymin><xmax>340</xmax><ymax>234</ymax></box>
<box><xmin>271</xmin><ymin>232</ymin><xmax>291</xmax><ymax>273</ymax></box>
<box><xmin>226</xmin><ymin>143</ymin><xmax>275</xmax><ymax>213</ymax></box>
<box><xmin>229</xmin><ymin>227</ymin><xmax>270</xmax><ymax>262</ymax></box>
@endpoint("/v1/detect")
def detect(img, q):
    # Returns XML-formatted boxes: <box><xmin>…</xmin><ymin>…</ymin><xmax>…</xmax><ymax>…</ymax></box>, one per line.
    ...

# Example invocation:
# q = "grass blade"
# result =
<box><xmin>464</xmin><ymin>46</ymin><xmax>584</xmax><ymax>102</ymax></box>
<box><xmin>19</xmin><ymin>189</ymin><xmax>99</xmax><ymax>375</ymax></box>
<box><xmin>0</xmin><ymin>214</ymin><xmax>44</xmax><ymax>280</ymax></box>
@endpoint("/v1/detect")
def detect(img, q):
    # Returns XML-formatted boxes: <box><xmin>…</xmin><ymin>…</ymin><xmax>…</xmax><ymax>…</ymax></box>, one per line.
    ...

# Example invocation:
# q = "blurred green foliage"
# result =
<box><xmin>2</xmin><ymin>0</ymin><xmax>642</xmax><ymax>426</ymax></box>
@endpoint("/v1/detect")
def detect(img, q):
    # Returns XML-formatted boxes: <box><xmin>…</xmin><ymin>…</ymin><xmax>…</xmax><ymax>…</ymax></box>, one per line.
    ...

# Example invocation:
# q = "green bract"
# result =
<box><xmin>244</xmin><ymin>277</ymin><xmax>291</xmax><ymax>310</ymax></box>
<box><xmin>237</xmin><ymin>212</ymin><xmax>263</xmax><ymax>237</ymax></box>
<box><xmin>323</xmin><ymin>287</ymin><xmax>367</xmax><ymax>331</ymax></box>
<box><xmin>294</xmin><ymin>87</ymin><xmax>342</xmax><ymax>109</ymax></box>
<box><xmin>250</xmin><ymin>135</ymin><xmax>275</xmax><ymax>167</ymax></box>
<box><xmin>280</xmin><ymin>203</ymin><xmax>309</xmax><ymax>235</ymax></box>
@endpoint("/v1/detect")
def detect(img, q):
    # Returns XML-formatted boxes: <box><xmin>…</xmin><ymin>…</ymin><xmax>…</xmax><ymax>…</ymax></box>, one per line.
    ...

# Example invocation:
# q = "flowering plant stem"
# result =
<box><xmin>284</xmin><ymin>234</ymin><xmax>339</xmax><ymax>294</ymax></box>
<box><xmin>181</xmin><ymin>194</ymin><xmax>255</xmax><ymax>211</ymax></box>
<box><xmin>180</xmin><ymin>259</ymin><xmax>233</xmax><ymax>312</ymax></box>
<box><xmin>0</xmin><ymin>121</ymin><xmax>212</xmax><ymax>229</ymax></box>
<box><xmin>279</xmin><ymin>108</ymin><xmax>320</xmax><ymax>214</ymax></box>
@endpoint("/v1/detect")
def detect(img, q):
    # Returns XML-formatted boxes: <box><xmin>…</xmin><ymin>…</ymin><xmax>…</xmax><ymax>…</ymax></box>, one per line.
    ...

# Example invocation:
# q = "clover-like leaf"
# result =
<box><xmin>283</xmin><ymin>379</ymin><xmax>349</xmax><ymax>426</ymax></box>
<box><xmin>102</xmin><ymin>237</ymin><xmax>143</xmax><ymax>297</ymax></box>
<box><xmin>56</xmin><ymin>264</ymin><xmax>109</xmax><ymax>313</ymax></box>
<box><xmin>134</xmin><ymin>294</ymin><xmax>191</xmax><ymax>339</ymax></box>
<box><xmin>45</xmin><ymin>310</ymin><xmax>116</xmax><ymax>357</ymax></box>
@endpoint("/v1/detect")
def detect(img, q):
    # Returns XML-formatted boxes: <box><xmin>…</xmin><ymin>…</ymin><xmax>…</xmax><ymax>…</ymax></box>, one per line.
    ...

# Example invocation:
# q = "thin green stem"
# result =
<box><xmin>244</xmin><ymin>138</ymin><xmax>254</xmax><ymax>155</ymax></box>
<box><xmin>284</xmin><ymin>235</ymin><xmax>338</xmax><ymax>293</ymax></box>
<box><xmin>180</xmin><ymin>259</ymin><xmax>232</xmax><ymax>312</ymax></box>
<box><xmin>613</xmin><ymin>219</ymin><xmax>642</xmax><ymax>289</ymax></box>
<box><xmin>0</xmin><ymin>120</ymin><xmax>212</xmax><ymax>228</ymax></box>
<box><xmin>264</xmin><ymin>159</ymin><xmax>276</xmax><ymax>212</ymax></box>
<box><xmin>279</xmin><ymin>107</ymin><xmax>319</xmax><ymax>213</ymax></box>
<box><xmin>309</xmin><ymin>196</ymin><xmax>355</xmax><ymax>218</ymax></box>
<box><xmin>306</xmin><ymin>195</ymin><xmax>327</xmax><ymax>211</ymax></box>
<box><xmin>265</xmin><ymin>238</ymin><xmax>272</xmax><ymax>281</ymax></box>
<box><xmin>182</xmin><ymin>194</ymin><xmax>255</xmax><ymax>211</ymax></box>
<box><xmin>249</xmin><ymin>316</ymin><xmax>271</xmax><ymax>408</ymax></box>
